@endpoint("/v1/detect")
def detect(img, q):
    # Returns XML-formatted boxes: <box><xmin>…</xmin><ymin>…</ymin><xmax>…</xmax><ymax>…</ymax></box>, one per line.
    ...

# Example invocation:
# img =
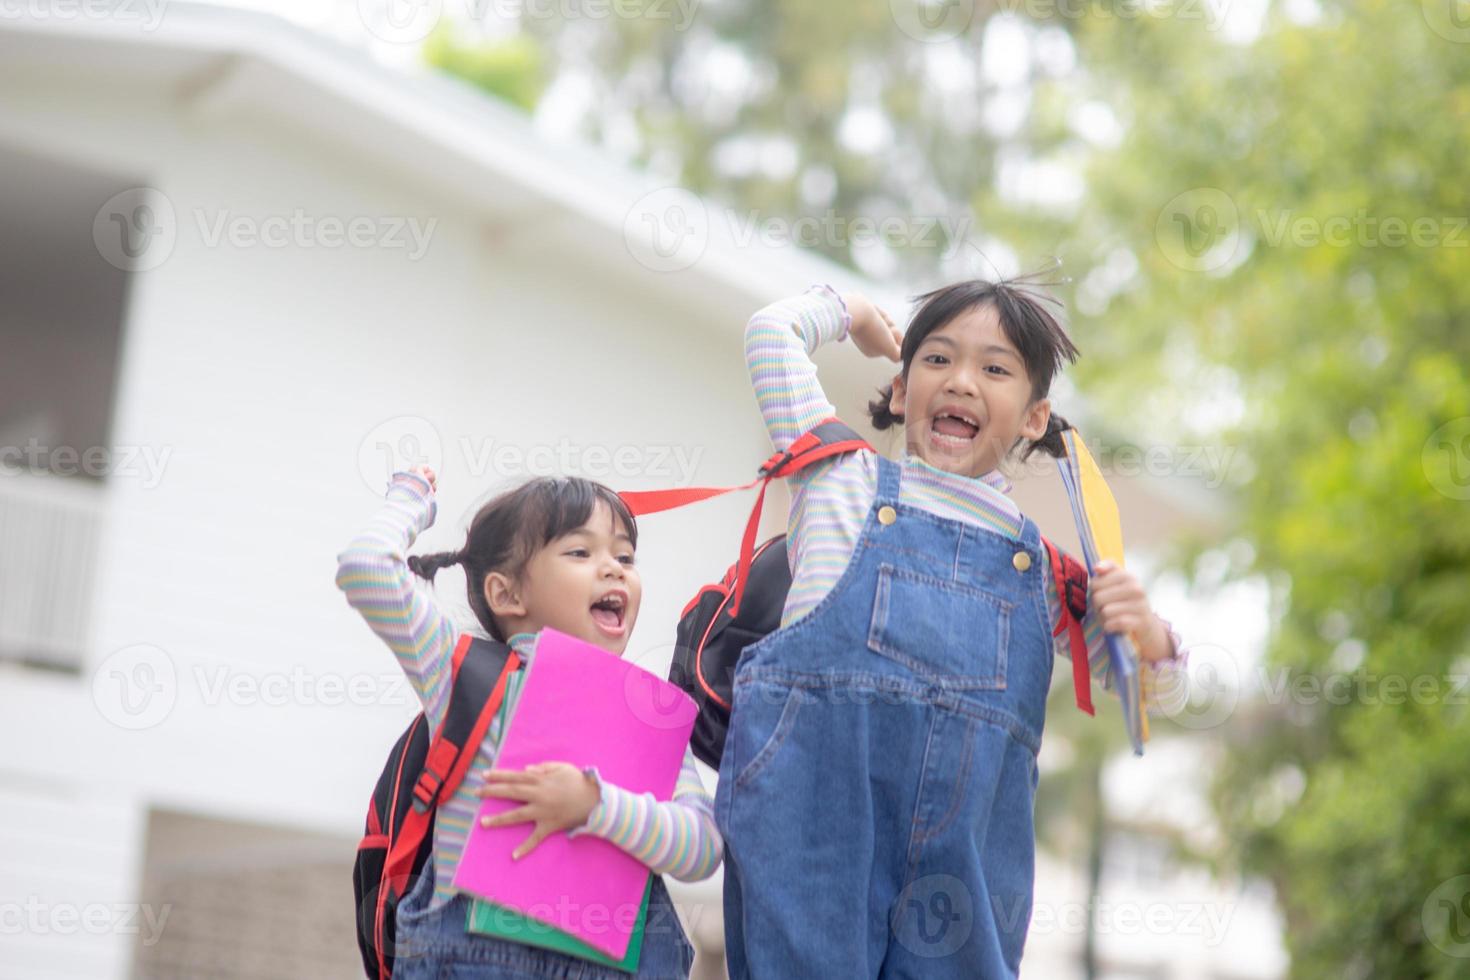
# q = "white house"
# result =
<box><xmin>0</xmin><ymin>4</ymin><xmax>1259</xmax><ymax>979</ymax></box>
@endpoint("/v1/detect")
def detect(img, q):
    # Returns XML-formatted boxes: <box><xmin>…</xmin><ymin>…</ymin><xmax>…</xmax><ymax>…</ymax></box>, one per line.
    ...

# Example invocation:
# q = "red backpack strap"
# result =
<box><xmin>614</xmin><ymin>479</ymin><xmax>763</xmax><ymax>517</ymax></box>
<box><xmin>739</xmin><ymin>419</ymin><xmax>871</xmax><ymax>614</ymax></box>
<box><xmin>382</xmin><ymin>635</ymin><xmax>521</xmax><ymax>892</ymax></box>
<box><xmin>620</xmin><ymin>417</ymin><xmax>871</xmax><ymax>615</ymax></box>
<box><xmin>1043</xmin><ymin>536</ymin><xmax>1094</xmax><ymax>717</ymax></box>
<box><xmin>617</xmin><ymin>418</ymin><xmax>869</xmax><ymax>516</ymax></box>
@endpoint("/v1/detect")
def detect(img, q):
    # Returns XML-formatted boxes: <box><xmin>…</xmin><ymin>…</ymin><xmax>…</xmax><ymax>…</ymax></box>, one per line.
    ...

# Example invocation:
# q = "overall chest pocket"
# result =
<box><xmin>866</xmin><ymin>563</ymin><xmax>1012</xmax><ymax>689</ymax></box>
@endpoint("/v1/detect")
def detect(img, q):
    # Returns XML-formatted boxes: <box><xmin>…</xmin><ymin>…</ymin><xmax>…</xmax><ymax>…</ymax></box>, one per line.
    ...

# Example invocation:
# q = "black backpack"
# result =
<box><xmin>353</xmin><ymin>634</ymin><xmax>521</xmax><ymax>979</ymax></box>
<box><xmin>621</xmin><ymin>417</ymin><xmax>1097</xmax><ymax>770</ymax></box>
<box><xmin>620</xmin><ymin>418</ymin><xmax>870</xmax><ymax>769</ymax></box>
<box><xmin>670</xmin><ymin>534</ymin><xmax>793</xmax><ymax>768</ymax></box>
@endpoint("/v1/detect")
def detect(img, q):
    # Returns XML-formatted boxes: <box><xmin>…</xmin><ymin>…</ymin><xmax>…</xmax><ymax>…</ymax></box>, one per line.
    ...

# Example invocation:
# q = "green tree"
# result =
<box><xmin>992</xmin><ymin>1</ymin><xmax>1470</xmax><ymax>975</ymax></box>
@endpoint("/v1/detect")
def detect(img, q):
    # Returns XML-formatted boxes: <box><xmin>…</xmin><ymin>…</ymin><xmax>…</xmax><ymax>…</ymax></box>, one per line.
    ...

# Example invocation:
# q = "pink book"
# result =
<box><xmin>451</xmin><ymin>627</ymin><xmax>698</xmax><ymax>960</ymax></box>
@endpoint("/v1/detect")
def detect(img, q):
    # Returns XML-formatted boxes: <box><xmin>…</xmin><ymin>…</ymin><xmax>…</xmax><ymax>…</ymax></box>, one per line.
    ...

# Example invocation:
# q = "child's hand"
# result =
<box><xmin>1090</xmin><ymin>561</ymin><xmax>1176</xmax><ymax>663</ymax></box>
<box><xmin>845</xmin><ymin>293</ymin><xmax>902</xmax><ymax>362</ymax></box>
<box><xmin>475</xmin><ymin>762</ymin><xmax>602</xmax><ymax>859</ymax></box>
<box><xmin>410</xmin><ymin>464</ymin><xmax>437</xmax><ymax>493</ymax></box>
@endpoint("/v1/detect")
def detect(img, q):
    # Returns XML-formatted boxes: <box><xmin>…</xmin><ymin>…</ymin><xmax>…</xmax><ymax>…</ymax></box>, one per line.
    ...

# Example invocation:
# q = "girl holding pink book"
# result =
<box><xmin>337</xmin><ymin>465</ymin><xmax>721</xmax><ymax>978</ymax></box>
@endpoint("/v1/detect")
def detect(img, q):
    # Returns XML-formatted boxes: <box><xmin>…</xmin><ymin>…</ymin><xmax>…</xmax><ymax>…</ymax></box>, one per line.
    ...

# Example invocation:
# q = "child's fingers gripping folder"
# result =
<box><xmin>452</xmin><ymin>628</ymin><xmax>699</xmax><ymax>964</ymax></box>
<box><xmin>1056</xmin><ymin>429</ymin><xmax>1149</xmax><ymax>755</ymax></box>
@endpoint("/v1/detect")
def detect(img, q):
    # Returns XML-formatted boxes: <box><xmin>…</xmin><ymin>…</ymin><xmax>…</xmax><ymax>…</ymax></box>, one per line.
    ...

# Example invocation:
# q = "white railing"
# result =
<box><xmin>0</xmin><ymin>473</ymin><xmax>103</xmax><ymax>671</ymax></box>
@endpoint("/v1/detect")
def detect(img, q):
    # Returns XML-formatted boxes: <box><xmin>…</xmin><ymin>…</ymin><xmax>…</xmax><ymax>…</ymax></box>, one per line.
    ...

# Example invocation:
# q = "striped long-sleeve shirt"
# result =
<box><xmin>335</xmin><ymin>471</ymin><xmax>721</xmax><ymax>909</ymax></box>
<box><xmin>747</xmin><ymin>284</ymin><xmax>1184</xmax><ymax>693</ymax></box>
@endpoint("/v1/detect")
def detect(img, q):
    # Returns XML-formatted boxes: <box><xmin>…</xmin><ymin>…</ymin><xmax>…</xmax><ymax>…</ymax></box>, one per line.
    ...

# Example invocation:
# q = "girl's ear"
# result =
<box><xmin>483</xmin><ymin>572</ymin><xmax>526</xmax><ymax>620</ymax></box>
<box><xmin>1020</xmin><ymin>397</ymin><xmax>1051</xmax><ymax>442</ymax></box>
<box><xmin>888</xmin><ymin>373</ymin><xmax>907</xmax><ymax>421</ymax></box>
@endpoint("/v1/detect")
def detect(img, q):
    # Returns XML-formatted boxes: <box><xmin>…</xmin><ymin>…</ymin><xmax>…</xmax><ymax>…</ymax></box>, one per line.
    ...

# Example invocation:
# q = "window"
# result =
<box><xmin>0</xmin><ymin>143</ymin><xmax>130</xmax><ymax>671</ymax></box>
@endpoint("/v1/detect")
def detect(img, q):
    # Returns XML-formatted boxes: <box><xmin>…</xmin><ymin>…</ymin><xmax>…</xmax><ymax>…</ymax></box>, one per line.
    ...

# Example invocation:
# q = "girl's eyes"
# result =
<box><xmin>921</xmin><ymin>353</ymin><xmax>1010</xmax><ymax>375</ymax></box>
<box><xmin>562</xmin><ymin>547</ymin><xmax>637</xmax><ymax>566</ymax></box>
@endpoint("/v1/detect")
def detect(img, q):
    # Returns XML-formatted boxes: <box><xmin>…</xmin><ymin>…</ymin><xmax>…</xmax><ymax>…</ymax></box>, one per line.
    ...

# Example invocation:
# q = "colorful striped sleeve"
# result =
<box><xmin>334</xmin><ymin>471</ymin><xmax>458</xmax><ymax>726</ymax></box>
<box><xmin>744</xmin><ymin>284</ymin><xmax>852</xmax><ymax>453</ymax></box>
<box><xmin>568</xmin><ymin>747</ymin><xmax>723</xmax><ymax>882</ymax></box>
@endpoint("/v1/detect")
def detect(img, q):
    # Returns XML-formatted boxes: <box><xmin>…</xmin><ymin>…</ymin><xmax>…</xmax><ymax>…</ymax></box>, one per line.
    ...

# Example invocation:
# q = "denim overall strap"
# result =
<box><xmin>716</xmin><ymin>453</ymin><xmax>1053</xmax><ymax>980</ymax></box>
<box><xmin>875</xmin><ymin>451</ymin><xmax>902</xmax><ymax>500</ymax></box>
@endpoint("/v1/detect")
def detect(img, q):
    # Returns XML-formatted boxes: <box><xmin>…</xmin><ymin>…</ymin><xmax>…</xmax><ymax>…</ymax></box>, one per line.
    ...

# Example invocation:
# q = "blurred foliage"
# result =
<box><xmin>424</xmin><ymin>28</ymin><xmax>547</xmax><ymax>110</ymax></box>
<box><xmin>429</xmin><ymin>0</ymin><xmax>1470</xmax><ymax>973</ymax></box>
<box><xmin>992</xmin><ymin>1</ymin><xmax>1470</xmax><ymax>975</ymax></box>
<box><xmin>428</xmin><ymin>0</ymin><xmax>1007</xmax><ymax>278</ymax></box>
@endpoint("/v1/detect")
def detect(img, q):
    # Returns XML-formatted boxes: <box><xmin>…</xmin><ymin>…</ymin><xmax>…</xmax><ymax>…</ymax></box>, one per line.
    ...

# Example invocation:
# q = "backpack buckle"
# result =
<box><xmin>411</xmin><ymin>768</ymin><xmax>444</xmax><ymax>814</ymax></box>
<box><xmin>759</xmin><ymin>430</ymin><xmax>822</xmax><ymax>478</ymax></box>
<box><xmin>758</xmin><ymin>448</ymin><xmax>795</xmax><ymax>478</ymax></box>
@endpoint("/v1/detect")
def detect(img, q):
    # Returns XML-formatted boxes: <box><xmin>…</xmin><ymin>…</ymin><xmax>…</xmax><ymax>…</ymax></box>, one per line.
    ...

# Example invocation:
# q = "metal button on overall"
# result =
<box><xmin>878</xmin><ymin>505</ymin><xmax>897</xmax><ymax>525</ymax></box>
<box><xmin>1012</xmin><ymin>550</ymin><xmax>1032</xmax><ymax>571</ymax></box>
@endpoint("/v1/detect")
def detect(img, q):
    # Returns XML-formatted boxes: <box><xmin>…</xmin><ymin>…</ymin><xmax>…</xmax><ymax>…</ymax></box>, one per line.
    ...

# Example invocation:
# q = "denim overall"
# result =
<box><xmin>393</xmin><ymin>859</ymin><xmax>695</xmax><ymax>979</ymax></box>
<box><xmin>716</xmin><ymin>456</ymin><xmax>1054</xmax><ymax>979</ymax></box>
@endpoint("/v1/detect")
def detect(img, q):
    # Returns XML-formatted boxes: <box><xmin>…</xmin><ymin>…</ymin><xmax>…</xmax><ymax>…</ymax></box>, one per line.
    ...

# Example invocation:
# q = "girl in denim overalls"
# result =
<box><xmin>718</xmin><ymin>279</ymin><xmax>1185</xmax><ymax>979</ymax></box>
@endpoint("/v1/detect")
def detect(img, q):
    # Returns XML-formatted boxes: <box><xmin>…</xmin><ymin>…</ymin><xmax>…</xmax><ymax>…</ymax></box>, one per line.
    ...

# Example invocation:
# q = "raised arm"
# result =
<box><xmin>745</xmin><ymin>285</ymin><xmax>853</xmax><ymax>451</ymax></box>
<box><xmin>746</xmin><ymin>285</ymin><xmax>905</xmax><ymax>449</ymax></box>
<box><xmin>334</xmin><ymin>468</ymin><xmax>458</xmax><ymax>724</ymax></box>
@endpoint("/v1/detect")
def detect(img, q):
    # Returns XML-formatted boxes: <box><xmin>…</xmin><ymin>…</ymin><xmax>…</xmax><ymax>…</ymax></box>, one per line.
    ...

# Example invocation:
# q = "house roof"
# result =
<box><xmin>0</xmin><ymin>1</ymin><xmax>893</xmax><ymax>317</ymax></box>
<box><xmin>0</xmin><ymin>2</ymin><xmax>1226</xmax><ymax>540</ymax></box>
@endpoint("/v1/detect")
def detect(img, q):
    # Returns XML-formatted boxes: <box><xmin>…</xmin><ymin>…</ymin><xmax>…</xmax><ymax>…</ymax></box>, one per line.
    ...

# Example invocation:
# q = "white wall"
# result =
<box><xmin>0</xmin><ymin>69</ymin><xmax>775</xmax><ymax>978</ymax></box>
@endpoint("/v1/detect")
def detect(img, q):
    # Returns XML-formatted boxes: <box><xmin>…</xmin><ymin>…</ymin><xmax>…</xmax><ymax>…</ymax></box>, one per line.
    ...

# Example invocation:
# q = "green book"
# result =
<box><xmin>465</xmin><ymin>875</ymin><xmax>653</xmax><ymax>974</ymax></box>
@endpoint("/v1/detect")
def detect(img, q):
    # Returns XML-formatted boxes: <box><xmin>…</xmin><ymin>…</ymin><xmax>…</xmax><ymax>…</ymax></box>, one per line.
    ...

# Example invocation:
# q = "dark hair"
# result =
<box><xmin>406</xmin><ymin>477</ymin><xmax>638</xmax><ymax>641</ymax></box>
<box><xmin>867</xmin><ymin>269</ymin><xmax>1080</xmax><ymax>461</ymax></box>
